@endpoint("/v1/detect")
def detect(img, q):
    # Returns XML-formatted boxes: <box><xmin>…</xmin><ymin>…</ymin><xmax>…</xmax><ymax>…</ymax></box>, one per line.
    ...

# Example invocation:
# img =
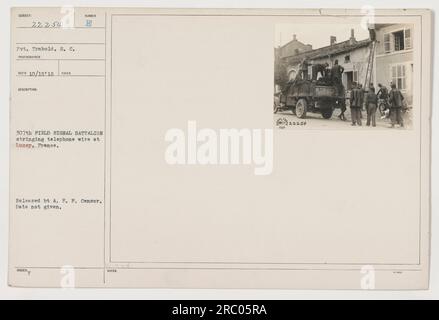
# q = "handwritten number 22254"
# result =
<box><xmin>31</xmin><ymin>21</ymin><xmax>63</xmax><ymax>28</ymax></box>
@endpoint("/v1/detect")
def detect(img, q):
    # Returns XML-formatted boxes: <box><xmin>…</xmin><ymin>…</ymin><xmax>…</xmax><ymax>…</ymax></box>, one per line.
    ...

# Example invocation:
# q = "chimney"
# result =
<box><xmin>330</xmin><ymin>36</ymin><xmax>337</xmax><ymax>45</ymax></box>
<box><xmin>293</xmin><ymin>34</ymin><xmax>297</xmax><ymax>41</ymax></box>
<box><xmin>349</xmin><ymin>29</ymin><xmax>356</xmax><ymax>44</ymax></box>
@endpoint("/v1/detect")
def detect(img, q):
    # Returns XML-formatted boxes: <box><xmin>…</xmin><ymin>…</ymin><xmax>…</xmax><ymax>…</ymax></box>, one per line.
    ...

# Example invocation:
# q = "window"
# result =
<box><xmin>344</xmin><ymin>55</ymin><xmax>350</xmax><ymax>63</ymax></box>
<box><xmin>384</xmin><ymin>28</ymin><xmax>412</xmax><ymax>53</ymax></box>
<box><xmin>392</xmin><ymin>64</ymin><xmax>406</xmax><ymax>90</ymax></box>
<box><xmin>353</xmin><ymin>70</ymin><xmax>358</xmax><ymax>83</ymax></box>
<box><xmin>393</xmin><ymin>30</ymin><xmax>404</xmax><ymax>51</ymax></box>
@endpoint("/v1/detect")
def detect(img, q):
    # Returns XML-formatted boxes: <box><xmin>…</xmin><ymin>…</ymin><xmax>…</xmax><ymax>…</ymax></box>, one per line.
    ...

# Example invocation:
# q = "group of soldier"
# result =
<box><xmin>309</xmin><ymin>59</ymin><xmax>406</xmax><ymax>128</ymax></box>
<box><xmin>300</xmin><ymin>59</ymin><xmax>344</xmax><ymax>86</ymax></box>
<box><xmin>348</xmin><ymin>82</ymin><xmax>405</xmax><ymax>128</ymax></box>
<box><xmin>293</xmin><ymin>58</ymin><xmax>407</xmax><ymax>128</ymax></box>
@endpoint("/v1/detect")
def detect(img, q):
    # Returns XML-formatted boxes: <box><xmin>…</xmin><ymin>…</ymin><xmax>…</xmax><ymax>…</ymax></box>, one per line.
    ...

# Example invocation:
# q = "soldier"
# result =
<box><xmin>300</xmin><ymin>59</ymin><xmax>309</xmax><ymax>80</ymax></box>
<box><xmin>358</xmin><ymin>83</ymin><xmax>365</xmax><ymax>119</ymax></box>
<box><xmin>338</xmin><ymin>100</ymin><xmax>347</xmax><ymax>121</ymax></box>
<box><xmin>313</xmin><ymin>62</ymin><xmax>330</xmax><ymax>80</ymax></box>
<box><xmin>338</xmin><ymin>84</ymin><xmax>347</xmax><ymax>121</ymax></box>
<box><xmin>349</xmin><ymin>82</ymin><xmax>362</xmax><ymax>126</ymax></box>
<box><xmin>365</xmin><ymin>86</ymin><xmax>378</xmax><ymax>127</ymax></box>
<box><xmin>377</xmin><ymin>83</ymin><xmax>389</xmax><ymax>100</ymax></box>
<box><xmin>388</xmin><ymin>83</ymin><xmax>405</xmax><ymax>128</ymax></box>
<box><xmin>330</xmin><ymin>59</ymin><xmax>344</xmax><ymax>85</ymax></box>
<box><xmin>323</xmin><ymin>62</ymin><xmax>331</xmax><ymax>78</ymax></box>
<box><xmin>376</xmin><ymin>83</ymin><xmax>389</xmax><ymax>117</ymax></box>
<box><xmin>331</xmin><ymin>60</ymin><xmax>345</xmax><ymax>111</ymax></box>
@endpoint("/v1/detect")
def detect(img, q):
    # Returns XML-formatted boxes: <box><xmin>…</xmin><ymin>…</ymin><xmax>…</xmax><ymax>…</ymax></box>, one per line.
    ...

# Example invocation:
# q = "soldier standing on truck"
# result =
<box><xmin>313</xmin><ymin>62</ymin><xmax>330</xmax><ymax>80</ymax></box>
<box><xmin>330</xmin><ymin>59</ymin><xmax>344</xmax><ymax>86</ymax></box>
<box><xmin>299</xmin><ymin>59</ymin><xmax>309</xmax><ymax>80</ymax></box>
<box><xmin>350</xmin><ymin>82</ymin><xmax>362</xmax><ymax>126</ymax></box>
<box><xmin>330</xmin><ymin>60</ymin><xmax>346</xmax><ymax>121</ymax></box>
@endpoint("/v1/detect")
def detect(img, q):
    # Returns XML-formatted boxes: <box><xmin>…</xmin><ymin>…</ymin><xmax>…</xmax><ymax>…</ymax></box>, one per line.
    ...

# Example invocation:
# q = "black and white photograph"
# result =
<box><xmin>274</xmin><ymin>23</ymin><xmax>414</xmax><ymax>129</ymax></box>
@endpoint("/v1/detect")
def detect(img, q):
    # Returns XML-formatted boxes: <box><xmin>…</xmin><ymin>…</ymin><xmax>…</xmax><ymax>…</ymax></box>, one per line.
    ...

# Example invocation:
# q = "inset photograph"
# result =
<box><xmin>274</xmin><ymin>23</ymin><xmax>414</xmax><ymax>129</ymax></box>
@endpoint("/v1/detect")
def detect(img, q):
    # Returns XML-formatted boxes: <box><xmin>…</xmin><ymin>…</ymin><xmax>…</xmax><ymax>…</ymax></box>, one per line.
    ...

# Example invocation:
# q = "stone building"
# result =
<box><xmin>276</xmin><ymin>34</ymin><xmax>313</xmax><ymax>59</ymax></box>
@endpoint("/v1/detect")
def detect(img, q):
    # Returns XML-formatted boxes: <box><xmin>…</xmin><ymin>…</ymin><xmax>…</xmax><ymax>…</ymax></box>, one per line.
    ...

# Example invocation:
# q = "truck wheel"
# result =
<box><xmin>295</xmin><ymin>99</ymin><xmax>307</xmax><ymax>119</ymax></box>
<box><xmin>321</xmin><ymin>108</ymin><xmax>333</xmax><ymax>119</ymax></box>
<box><xmin>291</xmin><ymin>107</ymin><xmax>296</xmax><ymax>115</ymax></box>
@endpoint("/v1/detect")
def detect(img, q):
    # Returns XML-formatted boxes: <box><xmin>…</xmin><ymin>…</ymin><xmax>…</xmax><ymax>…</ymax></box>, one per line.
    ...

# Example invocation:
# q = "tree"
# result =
<box><xmin>274</xmin><ymin>57</ymin><xmax>289</xmax><ymax>89</ymax></box>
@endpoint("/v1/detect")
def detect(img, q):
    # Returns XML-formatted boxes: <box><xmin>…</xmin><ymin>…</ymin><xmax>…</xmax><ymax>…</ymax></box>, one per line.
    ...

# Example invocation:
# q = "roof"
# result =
<box><xmin>282</xmin><ymin>38</ymin><xmax>372</xmax><ymax>63</ymax></box>
<box><xmin>373</xmin><ymin>24</ymin><xmax>394</xmax><ymax>30</ymax></box>
<box><xmin>280</xmin><ymin>38</ymin><xmax>311</xmax><ymax>50</ymax></box>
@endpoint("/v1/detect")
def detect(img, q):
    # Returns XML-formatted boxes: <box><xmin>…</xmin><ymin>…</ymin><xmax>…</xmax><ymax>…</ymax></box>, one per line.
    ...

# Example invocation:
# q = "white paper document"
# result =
<box><xmin>9</xmin><ymin>8</ymin><xmax>432</xmax><ymax>289</ymax></box>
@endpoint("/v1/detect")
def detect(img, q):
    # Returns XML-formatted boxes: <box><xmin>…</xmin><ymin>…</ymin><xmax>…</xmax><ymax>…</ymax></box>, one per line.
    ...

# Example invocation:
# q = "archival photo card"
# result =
<box><xmin>8</xmin><ymin>8</ymin><xmax>432</xmax><ymax>289</ymax></box>
<box><xmin>274</xmin><ymin>22</ymin><xmax>417</xmax><ymax>129</ymax></box>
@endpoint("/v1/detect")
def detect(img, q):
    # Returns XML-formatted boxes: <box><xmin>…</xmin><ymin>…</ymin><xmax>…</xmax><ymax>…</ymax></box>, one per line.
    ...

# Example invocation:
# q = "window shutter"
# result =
<box><xmin>392</xmin><ymin>65</ymin><xmax>397</xmax><ymax>78</ymax></box>
<box><xmin>402</xmin><ymin>65</ymin><xmax>406</xmax><ymax>89</ymax></box>
<box><xmin>384</xmin><ymin>33</ymin><xmax>391</xmax><ymax>53</ymax></box>
<box><xmin>404</xmin><ymin>29</ymin><xmax>412</xmax><ymax>49</ymax></box>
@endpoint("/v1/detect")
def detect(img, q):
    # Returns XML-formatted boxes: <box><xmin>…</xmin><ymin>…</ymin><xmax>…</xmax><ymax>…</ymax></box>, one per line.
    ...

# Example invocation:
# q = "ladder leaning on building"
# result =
<box><xmin>363</xmin><ymin>37</ymin><xmax>377</xmax><ymax>90</ymax></box>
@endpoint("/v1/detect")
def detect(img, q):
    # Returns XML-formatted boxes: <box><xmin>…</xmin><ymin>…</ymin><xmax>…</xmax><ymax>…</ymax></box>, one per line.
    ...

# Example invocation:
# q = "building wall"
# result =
<box><xmin>375</xmin><ymin>24</ymin><xmax>413</xmax><ymax>55</ymax></box>
<box><xmin>286</xmin><ymin>45</ymin><xmax>372</xmax><ymax>90</ymax></box>
<box><xmin>312</xmin><ymin>46</ymin><xmax>371</xmax><ymax>89</ymax></box>
<box><xmin>374</xmin><ymin>24</ymin><xmax>414</xmax><ymax>105</ymax></box>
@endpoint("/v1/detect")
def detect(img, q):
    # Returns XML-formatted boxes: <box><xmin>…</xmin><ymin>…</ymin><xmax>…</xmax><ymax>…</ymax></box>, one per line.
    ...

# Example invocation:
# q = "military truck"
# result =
<box><xmin>275</xmin><ymin>79</ymin><xmax>345</xmax><ymax>119</ymax></box>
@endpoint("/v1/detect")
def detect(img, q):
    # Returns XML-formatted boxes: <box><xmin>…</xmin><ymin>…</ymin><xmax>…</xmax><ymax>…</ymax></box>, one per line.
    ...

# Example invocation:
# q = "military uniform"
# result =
<box><xmin>300</xmin><ymin>61</ymin><xmax>309</xmax><ymax>80</ymax></box>
<box><xmin>358</xmin><ymin>86</ymin><xmax>365</xmax><ymax>119</ymax></box>
<box><xmin>365</xmin><ymin>91</ymin><xmax>378</xmax><ymax>126</ymax></box>
<box><xmin>331</xmin><ymin>64</ymin><xmax>344</xmax><ymax>85</ymax></box>
<box><xmin>313</xmin><ymin>64</ymin><xmax>330</xmax><ymax>80</ymax></box>
<box><xmin>377</xmin><ymin>86</ymin><xmax>389</xmax><ymax>100</ymax></box>
<box><xmin>377</xmin><ymin>86</ymin><xmax>389</xmax><ymax>114</ymax></box>
<box><xmin>349</xmin><ymin>87</ymin><xmax>362</xmax><ymax>126</ymax></box>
